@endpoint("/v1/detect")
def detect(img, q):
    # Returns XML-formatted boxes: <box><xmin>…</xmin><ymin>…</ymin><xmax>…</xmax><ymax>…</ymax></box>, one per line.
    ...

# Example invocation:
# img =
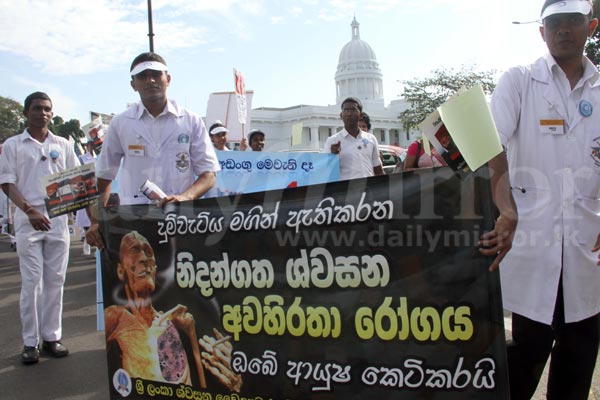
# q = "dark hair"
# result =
<box><xmin>209</xmin><ymin>121</ymin><xmax>225</xmax><ymax>134</ymax></box>
<box><xmin>24</xmin><ymin>92</ymin><xmax>52</xmax><ymax>112</ymax></box>
<box><xmin>359</xmin><ymin>112</ymin><xmax>371</xmax><ymax>130</ymax></box>
<box><xmin>248</xmin><ymin>129</ymin><xmax>265</xmax><ymax>143</ymax></box>
<box><xmin>541</xmin><ymin>0</ymin><xmax>594</xmax><ymax>17</ymax></box>
<box><xmin>129</xmin><ymin>52</ymin><xmax>168</xmax><ymax>73</ymax></box>
<box><xmin>341</xmin><ymin>96</ymin><xmax>363</xmax><ymax>112</ymax></box>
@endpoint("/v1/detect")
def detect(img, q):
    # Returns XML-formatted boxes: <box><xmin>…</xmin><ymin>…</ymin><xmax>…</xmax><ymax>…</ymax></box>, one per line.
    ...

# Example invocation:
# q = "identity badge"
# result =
<box><xmin>539</xmin><ymin>119</ymin><xmax>565</xmax><ymax>135</ymax></box>
<box><xmin>128</xmin><ymin>145</ymin><xmax>145</xmax><ymax>157</ymax></box>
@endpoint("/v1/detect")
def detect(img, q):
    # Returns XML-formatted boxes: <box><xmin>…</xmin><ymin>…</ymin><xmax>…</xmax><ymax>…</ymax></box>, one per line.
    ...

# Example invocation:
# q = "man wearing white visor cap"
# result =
<box><xmin>489</xmin><ymin>0</ymin><xmax>600</xmax><ymax>398</ymax></box>
<box><xmin>87</xmin><ymin>52</ymin><xmax>220</xmax><ymax>249</ymax></box>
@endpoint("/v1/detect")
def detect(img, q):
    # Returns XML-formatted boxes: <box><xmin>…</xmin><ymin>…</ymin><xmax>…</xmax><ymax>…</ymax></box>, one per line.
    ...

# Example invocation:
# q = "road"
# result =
<box><xmin>0</xmin><ymin>233</ymin><xmax>598</xmax><ymax>399</ymax></box>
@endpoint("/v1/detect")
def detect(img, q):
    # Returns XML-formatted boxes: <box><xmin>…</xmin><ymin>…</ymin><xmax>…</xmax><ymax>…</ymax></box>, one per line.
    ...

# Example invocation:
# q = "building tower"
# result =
<box><xmin>335</xmin><ymin>17</ymin><xmax>384</xmax><ymax>108</ymax></box>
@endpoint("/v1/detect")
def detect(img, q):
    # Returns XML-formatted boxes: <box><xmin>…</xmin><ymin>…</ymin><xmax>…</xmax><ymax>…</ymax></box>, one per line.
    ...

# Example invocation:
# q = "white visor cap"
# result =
<box><xmin>541</xmin><ymin>0</ymin><xmax>592</xmax><ymax>20</ymax></box>
<box><xmin>130</xmin><ymin>61</ymin><xmax>168</xmax><ymax>76</ymax></box>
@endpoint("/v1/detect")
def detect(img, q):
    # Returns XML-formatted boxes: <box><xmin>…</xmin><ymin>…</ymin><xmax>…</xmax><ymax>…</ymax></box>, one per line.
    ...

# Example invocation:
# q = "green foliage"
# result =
<box><xmin>398</xmin><ymin>65</ymin><xmax>496</xmax><ymax>131</ymax></box>
<box><xmin>57</xmin><ymin>119</ymin><xmax>84</xmax><ymax>140</ymax></box>
<box><xmin>584</xmin><ymin>0</ymin><xmax>600</xmax><ymax>67</ymax></box>
<box><xmin>0</xmin><ymin>96</ymin><xmax>25</xmax><ymax>141</ymax></box>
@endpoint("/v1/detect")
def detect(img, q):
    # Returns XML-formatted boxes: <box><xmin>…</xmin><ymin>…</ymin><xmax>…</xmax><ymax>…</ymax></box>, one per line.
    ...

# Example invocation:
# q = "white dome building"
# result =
<box><xmin>335</xmin><ymin>17</ymin><xmax>384</xmax><ymax>108</ymax></box>
<box><xmin>247</xmin><ymin>18</ymin><xmax>416</xmax><ymax>151</ymax></box>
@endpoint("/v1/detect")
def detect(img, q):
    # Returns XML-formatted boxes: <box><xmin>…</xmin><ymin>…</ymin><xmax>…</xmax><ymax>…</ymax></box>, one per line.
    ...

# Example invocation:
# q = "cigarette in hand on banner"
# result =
<box><xmin>211</xmin><ymin>335</ymin><xmax>231</xmax><ymax>347</ymax></box>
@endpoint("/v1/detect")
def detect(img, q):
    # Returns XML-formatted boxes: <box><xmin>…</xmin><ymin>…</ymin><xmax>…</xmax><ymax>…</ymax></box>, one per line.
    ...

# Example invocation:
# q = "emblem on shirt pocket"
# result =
<box><xmin>177</xmin><ymin>133</ymin><xmax>190</xmax><ymax>144</ymax></box>
<box><xmin>591</xmin><ymin>137</ymin><xmax>600</xmax><ymax>167</ymax></box>
<box><xmin>175</xmin><ymin>152</ymin><xmax>190</xmax><ymax>172</ymax></box>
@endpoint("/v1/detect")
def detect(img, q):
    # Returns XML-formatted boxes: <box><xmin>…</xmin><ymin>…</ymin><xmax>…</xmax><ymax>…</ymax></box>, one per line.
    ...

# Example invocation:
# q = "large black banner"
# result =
<box><xmin>99</xmin><ymin>166</ymin><xmax>508</xmax><ymax>400</ymax></box>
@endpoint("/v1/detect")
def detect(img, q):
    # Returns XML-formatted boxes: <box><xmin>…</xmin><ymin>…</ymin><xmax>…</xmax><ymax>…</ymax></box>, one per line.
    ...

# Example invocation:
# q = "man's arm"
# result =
<box><xmin>1</xmin><ymin>183</ymin><xmax>51</xmax><ymax>231</ymax></box>
<box><xmin>85</xmin><ymin>177</ymin><xmax>112</xmax><ymax>250</ymax></box>
<box><xmin>479</xmin><ymin>151</ymin><xmax>518</xmax><ymax>271</ymax></box>
<box><xmin>592</xmin><ymin>234</ymin><xmax>600</xmax><ymax>267</ymax></box>
<box><xmin>158</xmin><ymin>171</ymin><xmax>216</xmax><ymax>206</ymax></box>
<box><xmin>373</xmin><ymin>165</ymin><xmax>384</xmax><ymax>176</ymax></box>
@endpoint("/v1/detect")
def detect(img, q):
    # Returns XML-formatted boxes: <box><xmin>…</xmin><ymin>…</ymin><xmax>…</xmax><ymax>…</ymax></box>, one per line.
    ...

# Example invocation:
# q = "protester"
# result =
<box><xmin>0</xmin><ymin>92</ymin><xmax>79</xmax><ymax>363</ymax></box>
<box><xmin>76</xmin><ymin>140</ymin><xmax>98</xmax><ymax>255</ymax></box>
<box><xmin>323</xmin><ymin>97</ymin><xmax>384</xmax><ymax>180</ymax></box>
<box><xmin>209</xmin><ymin>121</ymin><xmax>231</xmax><ymax>151</ymax></box>
<box><xmin>358</xmin><ymin>112</ymin><xmax>371</xmax><ymax>132</ymax></box>
<box><xmin>86</xmin><ymin>52</ymin><xmax>220</xmax><ymax>250</ymax></box>
<box><xmin>248</xmin><ymin>129</ymin><xmax>265</xmax><ymax>151</ymax></box>
<box><xmin>489</xmin><ymin>1</ymin><xmax>600</xmax><ymax>398</ymax></box>
<box><xmin>402</xmin><ymin>138</ymin><xmax>446</xmax><ymax>170</ymax></box>
<box><xmin>105</xmin><ymin>231</ymin><xmax>242</xmax><ymax>391</ymax></box>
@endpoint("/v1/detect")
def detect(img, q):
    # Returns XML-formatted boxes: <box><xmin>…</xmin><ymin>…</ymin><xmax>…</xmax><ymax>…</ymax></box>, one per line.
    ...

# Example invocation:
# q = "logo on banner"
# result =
<box><xmin>112</xmin><ymin>368</ymin><xmax>132</xmax><ymax>397</ymax></box>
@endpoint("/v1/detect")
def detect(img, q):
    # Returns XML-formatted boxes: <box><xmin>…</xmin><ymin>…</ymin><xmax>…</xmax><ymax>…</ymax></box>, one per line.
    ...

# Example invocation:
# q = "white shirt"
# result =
<box><xmin>96</xmin><ymin>100</ymin><xmax>220</xmax><ymax>205</ymax></box>
<box><xmin>323</xmin><ymin>128</ymin><xmax>381</xmax><ymax>180</ymax></box>
<box><xmin>0</xmin><ymin>129</ymin><xmax>79</xmax><ymax>206</ymax></box>
<box><xmin>491</xmin><ymin>54</ymin><xmax>600</xmax><ymax>324</ymax></box>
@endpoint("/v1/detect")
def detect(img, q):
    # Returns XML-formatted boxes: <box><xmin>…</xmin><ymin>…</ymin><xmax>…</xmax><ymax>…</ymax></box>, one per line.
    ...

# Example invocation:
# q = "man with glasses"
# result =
<box><xmin>0</xmin><ymin>92</ymin><xmax>79</xmax><ymax>363</ymax></box>
<box><xmin>490</xmin><ymin>0</ymin><xmax>600</xmax><ymax>398</ymax></box>
<box><xmin>323</xmin><ymin>97</ymin><xmax>383</xmax><ymax>180</ymax></box>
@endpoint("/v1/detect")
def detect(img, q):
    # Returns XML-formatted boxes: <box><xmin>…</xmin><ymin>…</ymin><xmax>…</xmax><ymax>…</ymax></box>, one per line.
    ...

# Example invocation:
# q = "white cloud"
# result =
<box><xmin>290</xmin><ymin>6</ymin><xmax>303</xmax><ymax>16</ymax></box>
<box><xmin>271</xmin><ymin>16</ymin><xmax>284</xmax><ymax>24</ymax></box>
<box><xmin>208</xmin><ymin>47</ymin><xmax>226</xmax><ymax>53</ymax></box>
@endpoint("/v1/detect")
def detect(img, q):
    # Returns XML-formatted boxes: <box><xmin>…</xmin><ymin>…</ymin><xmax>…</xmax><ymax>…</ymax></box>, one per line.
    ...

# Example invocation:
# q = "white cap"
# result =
<box><xmin>130</xmin><ymin>61</ymin><xmax>168</xmax><ymax>76</ymax></box>
<box><xmin>541</xmin><ymin>0</ymin><xmax>592</xmax><ymax>20</ymax></box>
<box><xmin>210</xmin><ymin>126</ymin><xmax>229</xmax><ymax>135</ymax></box>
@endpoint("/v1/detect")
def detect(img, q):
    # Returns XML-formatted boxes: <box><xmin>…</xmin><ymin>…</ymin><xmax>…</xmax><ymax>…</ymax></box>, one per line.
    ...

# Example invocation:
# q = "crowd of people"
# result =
<box><xmin>2</xmin><ymin>1</ymin><xmax>600</xmax><ymax>399</ymax></box>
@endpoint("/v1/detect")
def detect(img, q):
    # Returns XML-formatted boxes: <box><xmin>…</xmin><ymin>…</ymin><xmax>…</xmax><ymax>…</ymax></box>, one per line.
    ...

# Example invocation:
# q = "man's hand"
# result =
<box><xmin>86</xmin><ymin>222</ymin><xmax>105</xmax><ymax>250</ymax></box>
<box><xmin>479</xmin><ymin>213</ymin><xmax>518</xmax><ymax>272</ymax></box>
<box><xmin>27</xmin><ymin>208</ymin><xmax>51</xmax><ymax>231</ymax></box>
<box><xmin>199</xmin><ymin>328</ymin><xmax>242</xmax><ymax>393</ymax></box>
<box><xmin>157</xmin><ymin>194</ymin><xmax>188</xmax><ymax>207</ymax></box>
<box><xmin>592</xmin><ymin>233</ymin><xmax>600</xmax><ymax>267</ymax></box>
<box><xmin>240</xmin><ymin>137</ymin><xmax>248</xmax><ymax>151</ymax></box>
<box><xmin>330</xmin><ymin>141</ymin><xmax>341</xmax><ymax>154</ymax></box>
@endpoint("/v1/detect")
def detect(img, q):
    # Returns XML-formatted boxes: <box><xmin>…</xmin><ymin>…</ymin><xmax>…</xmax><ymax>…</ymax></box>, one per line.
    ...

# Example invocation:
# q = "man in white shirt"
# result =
<box><xmin>0</xmin><ymin>92</ymin><xmax>79</xmax><ymax>363</ymax></box>
<box><xmin>323</xmin><ymin>97</ymin><xmax>383</xmax><ymax>180</ymax></box>
<box><xmin>490</xmin><ymin>1</ymin><xmax>600</xmax><ymax>398</ymax></box>
<box><xmin>86</xmin><ymin>52</ymin><xmax>220</xmax><ymax>249</ymax></box>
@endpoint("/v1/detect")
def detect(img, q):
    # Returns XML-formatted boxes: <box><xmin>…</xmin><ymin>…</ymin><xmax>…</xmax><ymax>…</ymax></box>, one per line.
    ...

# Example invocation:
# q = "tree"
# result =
<box><xmin>0</xmin><ymin>96</ymin><xmax>25</xmax><ymax>141</ymax></box>
<box><xmin>398</xmin><ymin>65</ymin><xmax>496</xmax><ymax>131</ymax></box>
<box><xmin>584</xmin><ymin>0</ymin><xmax>600</xmax><ymax>67</ymax></box>
<box><xmin>57</xmin><ymin>119</ymin><xmax>84</xmax><ymax>141</ymax></box>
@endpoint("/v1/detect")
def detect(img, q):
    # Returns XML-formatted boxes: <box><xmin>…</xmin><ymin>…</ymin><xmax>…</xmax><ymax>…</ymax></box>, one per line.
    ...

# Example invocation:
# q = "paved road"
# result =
<box><xmin>0</xmin><ymin>233</ymin><xmax>599</xmax><ymax>399</ymax></box>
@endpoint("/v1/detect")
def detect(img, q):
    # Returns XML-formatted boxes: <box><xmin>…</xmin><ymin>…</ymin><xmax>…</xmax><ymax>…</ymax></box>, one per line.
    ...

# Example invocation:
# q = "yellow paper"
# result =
<box><xmin>437</xmin><ymin>84</ymin><xmax>502</xmax><ymax>171</ymax></box>
<box><xmin>291</xmin><ymin>122</ymin><xmax>303</xmax><ymax>146</ymax></box>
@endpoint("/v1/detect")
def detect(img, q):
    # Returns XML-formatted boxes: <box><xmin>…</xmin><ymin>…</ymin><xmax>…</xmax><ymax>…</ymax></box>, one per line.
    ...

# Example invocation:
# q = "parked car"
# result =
<box><xmin>378</xmin><ymin>144</ymin><xmax>405</xmax><ymax>174</ymax></box>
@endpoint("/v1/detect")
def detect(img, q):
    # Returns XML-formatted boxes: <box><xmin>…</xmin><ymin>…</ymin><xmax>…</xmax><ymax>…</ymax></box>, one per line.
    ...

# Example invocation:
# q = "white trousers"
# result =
<box><xmin>15</xmin><ymin>207</ymin><xmax>70</xmax><ymax>347</ymax></box>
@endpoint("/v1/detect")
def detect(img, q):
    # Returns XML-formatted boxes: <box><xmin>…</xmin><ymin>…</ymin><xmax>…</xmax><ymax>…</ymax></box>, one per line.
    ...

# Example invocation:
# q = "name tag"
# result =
<box><xmin>539</xmin><ymin>119</ymin><xmax>565</xmax><ymax>135</ymax></box>
<box><xmin>128</xmin><ymin>145</ymin><xmax>145</xmax><ymax>157</ymax></box>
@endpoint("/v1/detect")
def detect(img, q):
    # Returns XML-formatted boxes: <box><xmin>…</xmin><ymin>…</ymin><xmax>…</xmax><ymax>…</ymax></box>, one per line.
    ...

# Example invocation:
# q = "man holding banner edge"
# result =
<box><xmin>86</xmin><ymin>52</ymin><xmax>220</xmax><ymax>250</ymax></box>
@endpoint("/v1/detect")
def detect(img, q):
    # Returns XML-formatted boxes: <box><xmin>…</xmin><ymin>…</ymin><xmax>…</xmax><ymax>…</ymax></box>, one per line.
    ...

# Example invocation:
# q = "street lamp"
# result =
<box><xmin>147</xmin><ymin>0</ymin><xmax>155</xmax><ymax>52</ymax></box>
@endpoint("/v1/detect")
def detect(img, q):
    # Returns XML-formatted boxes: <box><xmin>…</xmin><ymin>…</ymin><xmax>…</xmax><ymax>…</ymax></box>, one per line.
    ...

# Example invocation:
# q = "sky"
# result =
<box><xmin>0</xmin><ymin>0</ymin><xmax>550</xmax><ymax>124</ymax></box>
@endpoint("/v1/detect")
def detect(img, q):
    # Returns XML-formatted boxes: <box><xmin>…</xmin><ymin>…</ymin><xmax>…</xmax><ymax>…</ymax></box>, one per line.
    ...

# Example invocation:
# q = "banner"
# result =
<box><xmin>43</xmin><ymin>163</ymin><xmax>99</xmax><ymax>217</ymax></box>
<box><xmin>234</xmin><ymin>68</ymin><xmax>247</xmax><ymax>128</ymax></box>
<box><xmin>99</xmin><ymin>167</ymin><xmax>508</xmax><ymax>399</ymax></box>
<box><xmin>204</xmin><ymin>151</ymin><xmax>340</xmax><ymax>198</ymax></box>
<box><xmin>205</xmin><ymin>91</ymin><xmax>254</xmax><ymax>142</ymax></box>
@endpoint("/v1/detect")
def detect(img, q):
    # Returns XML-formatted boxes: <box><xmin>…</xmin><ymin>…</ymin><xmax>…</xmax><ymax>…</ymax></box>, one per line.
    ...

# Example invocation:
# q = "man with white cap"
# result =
<box><xmin>86</xmin><ymin>52</ymin><xmax>220</xmax><ymax>249</ymax></box>
<box><xmin>490</xmin><ymin>0</ymin><xmax>600</xmax><ymax>398</ymax></box>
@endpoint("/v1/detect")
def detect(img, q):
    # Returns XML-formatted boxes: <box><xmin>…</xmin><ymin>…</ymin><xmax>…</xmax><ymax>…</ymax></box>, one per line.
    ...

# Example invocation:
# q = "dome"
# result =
<box><xmin>335</xmin><ymin>18</ymin><xmax>384</xmax><ymax>106</ymax></box>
